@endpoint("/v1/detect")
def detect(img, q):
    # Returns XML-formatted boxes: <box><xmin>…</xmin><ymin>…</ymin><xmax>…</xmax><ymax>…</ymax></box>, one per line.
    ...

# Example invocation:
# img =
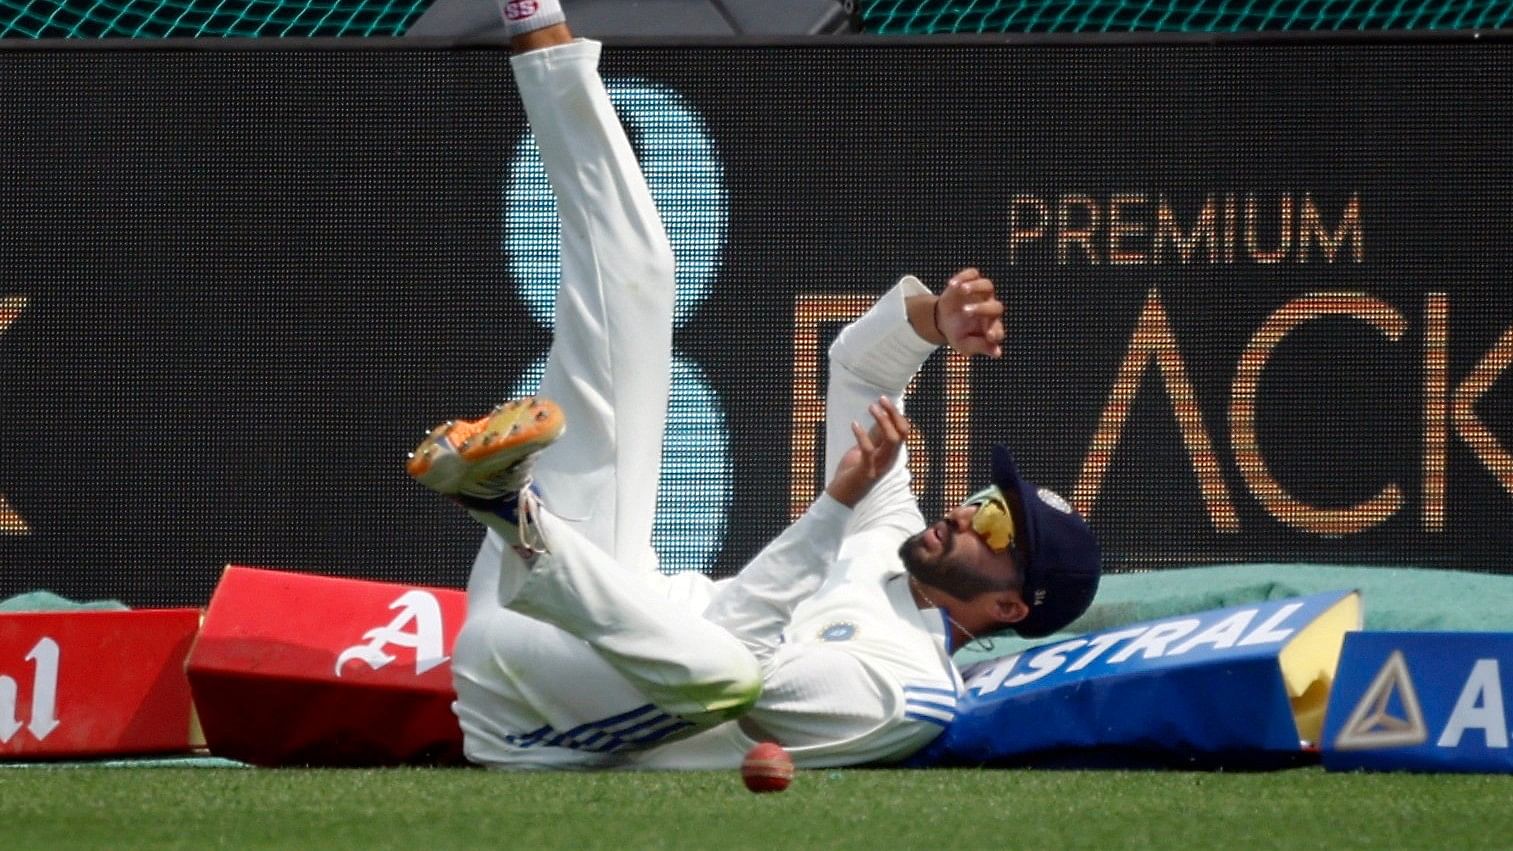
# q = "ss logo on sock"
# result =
<box><xmin>505</xmin><ymin>1</ymin><xmax>540</xmax><ymax>21</ymax></box>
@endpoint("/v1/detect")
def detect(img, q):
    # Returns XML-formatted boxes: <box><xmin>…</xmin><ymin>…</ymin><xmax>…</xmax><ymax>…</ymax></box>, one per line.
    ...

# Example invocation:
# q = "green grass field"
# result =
<box><xmin>3</xmin><ymin>766</ymin><xmax>1511</xmax><ymax>849</ymax></box>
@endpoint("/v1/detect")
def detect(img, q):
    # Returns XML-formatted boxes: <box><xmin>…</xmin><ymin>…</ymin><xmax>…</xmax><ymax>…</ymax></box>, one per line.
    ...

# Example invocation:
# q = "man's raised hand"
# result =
<box><xmin>935</xmin><ymin>268</ymin><xmax>1005</xmax><ymax>358</ymax></box>
<box><xmin>825</xmin><ymin>396</ymin><xmax>912</xmax><ymax>508</ymax></box>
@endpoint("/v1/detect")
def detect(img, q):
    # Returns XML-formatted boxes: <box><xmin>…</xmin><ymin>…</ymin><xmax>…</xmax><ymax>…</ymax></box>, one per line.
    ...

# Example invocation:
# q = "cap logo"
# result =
<box><xmin>1032</xmin><ymin>588</ymin><xmax>1048</xmax><ymax>607</ymax></box>
<box><xmin>1037</xmin><ymin>487</ymin><xmax>1074</xmax><ymax>515</ymax></box>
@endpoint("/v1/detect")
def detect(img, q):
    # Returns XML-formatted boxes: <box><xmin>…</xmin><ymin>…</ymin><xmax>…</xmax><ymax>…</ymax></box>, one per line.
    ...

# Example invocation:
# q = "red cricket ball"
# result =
<box><xmin>741</xmin><ymin>741</ymin><xmax>794</xmax><ymax>793</ymax></box>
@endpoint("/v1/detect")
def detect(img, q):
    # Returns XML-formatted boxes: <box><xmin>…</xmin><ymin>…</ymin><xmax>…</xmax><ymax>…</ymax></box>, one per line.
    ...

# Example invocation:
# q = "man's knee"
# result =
<box><xmin>605</xmin><ymin>240</ymin><xmax>675</xmax><ymax>335</ymax></box>
<box><xmin>672</xmin><ymin>655</ymin><xmax>762</xmax><ymax>727</ymax></box>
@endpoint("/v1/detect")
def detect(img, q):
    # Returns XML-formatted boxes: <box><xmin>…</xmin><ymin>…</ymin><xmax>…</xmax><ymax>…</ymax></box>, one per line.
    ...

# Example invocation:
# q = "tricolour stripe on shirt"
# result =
<box><xmin>904</xmin><ymin>684</ymin><xmax>958</xmax><ymax>727</ymax></box>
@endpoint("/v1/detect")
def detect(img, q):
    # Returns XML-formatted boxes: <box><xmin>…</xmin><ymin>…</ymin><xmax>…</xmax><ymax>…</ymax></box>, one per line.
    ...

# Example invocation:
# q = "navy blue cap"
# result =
<box><xmin>990</xmin><ymin>445</ymin><xmax>1101</xmax><ymax>638</ymax></box>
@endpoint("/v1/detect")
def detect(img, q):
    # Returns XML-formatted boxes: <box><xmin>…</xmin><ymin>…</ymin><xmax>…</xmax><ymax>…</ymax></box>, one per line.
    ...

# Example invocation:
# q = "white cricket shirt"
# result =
<box><xmin>630</xmin><ymin>276</ymin><xmax>964</xmax><ymax>769</ymax></box>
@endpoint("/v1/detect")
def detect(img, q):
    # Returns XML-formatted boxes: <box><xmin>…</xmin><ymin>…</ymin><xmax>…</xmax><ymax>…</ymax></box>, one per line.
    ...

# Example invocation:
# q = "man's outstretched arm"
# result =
<box><xmin>824</xmin><ymin>269</ymin><xmax>1005</xmax><ymax>532</ymax></box>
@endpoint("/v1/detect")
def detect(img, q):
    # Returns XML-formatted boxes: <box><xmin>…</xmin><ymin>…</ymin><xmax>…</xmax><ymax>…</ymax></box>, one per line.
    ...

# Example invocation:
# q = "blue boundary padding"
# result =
<box><xmin>956</xmin><ymin>564</ymin><xmax>1513</xmax><ymax>665</ymax></box>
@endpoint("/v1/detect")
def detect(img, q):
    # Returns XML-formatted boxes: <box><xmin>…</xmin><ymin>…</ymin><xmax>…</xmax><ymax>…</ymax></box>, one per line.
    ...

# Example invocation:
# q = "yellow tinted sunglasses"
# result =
<box><xmin>965</xmin><ymin>485</ymin><xmax>1017</xmax><ymax>553</ymax></box>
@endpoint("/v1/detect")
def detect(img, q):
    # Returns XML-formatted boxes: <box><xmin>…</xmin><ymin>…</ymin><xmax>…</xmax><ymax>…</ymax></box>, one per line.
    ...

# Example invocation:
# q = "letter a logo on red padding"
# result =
<box><xmin>335</xmin><ymin>590</ymin><xmax>450</xmax><ymax>677</ymax></box>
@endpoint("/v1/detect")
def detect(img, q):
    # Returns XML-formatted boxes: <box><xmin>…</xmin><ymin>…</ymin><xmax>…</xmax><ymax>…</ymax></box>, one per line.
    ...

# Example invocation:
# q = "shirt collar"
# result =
<box><xmin>886</xmin><ymin>573</ymin><xmax>955</xmax><ymax>654</ymax></box>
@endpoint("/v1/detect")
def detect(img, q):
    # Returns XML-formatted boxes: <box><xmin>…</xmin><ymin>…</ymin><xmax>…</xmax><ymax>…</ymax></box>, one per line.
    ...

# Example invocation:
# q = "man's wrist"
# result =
<box><xmin>905</xmin><ymin>294</ymin><xmax>947</xmax><ymax>346</ymax></box>
<box><xmin>823</xmin><ymin>484</ymin><xmax>859</xmax><ymax>508</ymax></box>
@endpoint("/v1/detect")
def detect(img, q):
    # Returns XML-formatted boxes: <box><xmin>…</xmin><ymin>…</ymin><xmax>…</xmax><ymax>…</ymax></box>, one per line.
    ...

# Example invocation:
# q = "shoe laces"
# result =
<box><xmin>514</xmin><ymin>485</ymin><xmax>547</xmax><ymax>555</ymax></box>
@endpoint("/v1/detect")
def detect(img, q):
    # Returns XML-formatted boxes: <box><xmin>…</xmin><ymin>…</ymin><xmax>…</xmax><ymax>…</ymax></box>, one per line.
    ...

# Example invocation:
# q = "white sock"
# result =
<box><xmin>498</xmin><ymin>0</ymin><xmax>566</xmax><ymax>38</ymax></box>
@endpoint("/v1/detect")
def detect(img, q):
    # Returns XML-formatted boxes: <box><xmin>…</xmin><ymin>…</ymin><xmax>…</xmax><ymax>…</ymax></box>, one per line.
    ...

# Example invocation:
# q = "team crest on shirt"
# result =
<box><xmin>819</xmin><ymin>622</ymin><xmax>857</xmax><ymax>642</ymax></box>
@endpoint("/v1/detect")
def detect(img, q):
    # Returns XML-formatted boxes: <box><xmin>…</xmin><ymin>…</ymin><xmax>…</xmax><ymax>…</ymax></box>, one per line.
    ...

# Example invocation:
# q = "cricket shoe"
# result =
<box><xmin>406</xmin><ymin>396</ymin><xmax>565</xmax><ymax>550</ymax></box>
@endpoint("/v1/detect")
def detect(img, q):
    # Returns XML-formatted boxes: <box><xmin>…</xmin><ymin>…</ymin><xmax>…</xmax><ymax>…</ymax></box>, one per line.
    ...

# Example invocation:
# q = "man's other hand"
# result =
<box><xmin>826</xmin><ymin>396</ymin><xmax>912</xmax><ymax>508</ymax></box>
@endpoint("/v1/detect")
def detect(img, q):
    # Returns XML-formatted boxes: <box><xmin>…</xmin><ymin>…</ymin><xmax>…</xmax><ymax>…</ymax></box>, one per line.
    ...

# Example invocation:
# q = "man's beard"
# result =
<box><xmin>898</xmin><ymin>523</ymin><xmax>1010</xmax><ymax>601</ymax></box>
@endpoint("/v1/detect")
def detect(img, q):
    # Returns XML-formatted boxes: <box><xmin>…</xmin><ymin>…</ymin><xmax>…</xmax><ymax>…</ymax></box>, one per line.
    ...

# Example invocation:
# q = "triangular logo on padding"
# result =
<box><xmin>1333</xmin><ymin>650</ymin><xmax>1428</xmax><ymax>750</ymax></box>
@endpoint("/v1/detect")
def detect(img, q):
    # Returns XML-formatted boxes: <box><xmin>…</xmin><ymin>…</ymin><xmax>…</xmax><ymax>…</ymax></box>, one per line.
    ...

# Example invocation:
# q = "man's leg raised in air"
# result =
<box><xmin>413</xmin><ymin>19</ymin><xmax>674</xmax><ymax>590</ymax></box>
<box><xmin>506</xmin><ymin>19</ymin><xmax>675</xmax><ymax>574</ymax></box>
<box><xmin>410</xmin><ymin>9</ymin><xmax>755</xmax><ymax>767</ymax></box>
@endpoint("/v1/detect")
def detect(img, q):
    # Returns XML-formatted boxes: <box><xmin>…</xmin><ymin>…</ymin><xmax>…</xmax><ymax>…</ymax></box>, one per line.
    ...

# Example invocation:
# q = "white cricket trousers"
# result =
<box><xmin>449</xmin><ymin>39</ymin><xmax>761</xmax><ymax>770</ymax></box>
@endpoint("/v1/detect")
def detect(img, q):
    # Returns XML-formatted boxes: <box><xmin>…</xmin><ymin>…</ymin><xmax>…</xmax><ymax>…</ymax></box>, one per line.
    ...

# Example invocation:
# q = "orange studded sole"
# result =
<box><xmin>456</xmin><ymin>397</ymin><xmax>566</xmax><ymax>463</ymax></box>
<box><xmin>405</xmin><ymin>420</ymin><xmax>466</xmax><ymax>478</ymax></box>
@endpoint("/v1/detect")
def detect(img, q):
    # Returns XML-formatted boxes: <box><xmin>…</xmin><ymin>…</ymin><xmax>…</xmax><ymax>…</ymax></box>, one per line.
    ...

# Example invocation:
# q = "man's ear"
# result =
<box><xmin>992</xmin><ymin>593</ymin><xmax>1029</xmax><ymax>627</ymax></box>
